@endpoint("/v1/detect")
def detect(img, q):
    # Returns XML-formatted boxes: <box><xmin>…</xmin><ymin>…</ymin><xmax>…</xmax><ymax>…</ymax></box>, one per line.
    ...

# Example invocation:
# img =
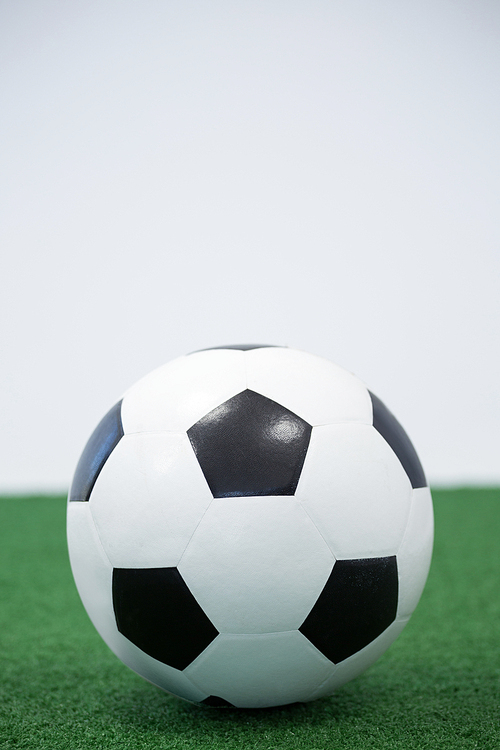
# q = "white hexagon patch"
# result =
<box><xmin>185</xmin><ymin>631</ymin><xmax>333</xmax><ymax>708</ymax></box>
<box><xmin>245</xmin><ymin>346</ymin><xmax>372</xmax><ymax>426</ymax></box>
<box><xmin>296</xmin><ymin>423</ymin><xmax>412</xmax><ymax>559</ymax></box>
<box><xmin>178</xmin><ymin>496</ymin><xmax>334</xmax><ymax>633</ymax></box>
<box><xmin>121</xmin><ymin>349</ymin><xmax>247</xmax><ymax>434</ymax></box>
<box><xmin>397</xmin><ymin>486</ymin><xmax>434</xmax><ymax>618</ymax></box>
<box><xmin>90</xmin><ymin>432</ymin><xmax>213</xmax><ymax>568</ymax></box>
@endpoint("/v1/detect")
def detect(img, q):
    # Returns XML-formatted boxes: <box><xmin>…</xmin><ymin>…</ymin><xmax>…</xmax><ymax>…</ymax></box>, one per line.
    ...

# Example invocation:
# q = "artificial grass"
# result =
<box><xmin>0</xmin><ymin>489</ymin><xmax>498</xmax><ymax>749</ymax></box>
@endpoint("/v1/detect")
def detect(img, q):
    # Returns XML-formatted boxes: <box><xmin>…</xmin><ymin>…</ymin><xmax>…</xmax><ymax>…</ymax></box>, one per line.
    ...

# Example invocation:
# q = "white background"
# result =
<box><xmin>1</xmin><ymin>0</ymin><xmax>499</xmax><ymax>492</ymax></box>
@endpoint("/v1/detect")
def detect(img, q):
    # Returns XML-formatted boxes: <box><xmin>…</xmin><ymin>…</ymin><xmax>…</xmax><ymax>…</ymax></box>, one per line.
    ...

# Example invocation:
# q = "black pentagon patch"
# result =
<box><xmin>369</xmin><ymin>391</ymin><xmax>427</xmax><ymax>489</ymax></box>
<box><xmin>201</xmin><ymin>696</ymin><xmax>236</xmax><ymax>707</ymax></box>
<box><xmin>190</xmin><ymin>344</ymin><xmax>279</xmax><ymax>353</ymax></box>
<box><xmin>299</xmin><ymin>556</ymin><xmax>398</xmax><ymax>664</ymax></box>
<box><xmin>69</xmin><ymin>400</ymin><xmax>123</xmax><ymax>502</ymax></box>
<box><xmin>187</xmin><ymin>389</ymin><xmax>312</xmax><ymax>498</ymax></box>
<box><xmin>112</xmin><ymin>568</ymin><xmax>219</xmax><ymax>670</ymax></box>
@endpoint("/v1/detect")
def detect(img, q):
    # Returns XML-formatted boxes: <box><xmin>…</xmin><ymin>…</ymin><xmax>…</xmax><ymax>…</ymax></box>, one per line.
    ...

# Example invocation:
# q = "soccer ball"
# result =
<box><xmin>67</xmin><ymin>345</ymin><xmax>433</xmax><ymax>708</ymax></box>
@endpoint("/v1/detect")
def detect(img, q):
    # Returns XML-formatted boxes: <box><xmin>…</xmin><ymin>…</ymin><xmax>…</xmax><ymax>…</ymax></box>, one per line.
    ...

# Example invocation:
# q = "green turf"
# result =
<box><xmin>0</xmin><ymin>489</ymin><xmax>498</xmax><ymax>749</ymax></box>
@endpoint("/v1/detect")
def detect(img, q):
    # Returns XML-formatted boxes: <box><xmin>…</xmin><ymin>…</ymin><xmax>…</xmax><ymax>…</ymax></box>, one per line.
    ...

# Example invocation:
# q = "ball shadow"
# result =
<box><xmin>95</xmin><ymin>677</ymin><xmax>370</xmax><ymax>738</ymax></box>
